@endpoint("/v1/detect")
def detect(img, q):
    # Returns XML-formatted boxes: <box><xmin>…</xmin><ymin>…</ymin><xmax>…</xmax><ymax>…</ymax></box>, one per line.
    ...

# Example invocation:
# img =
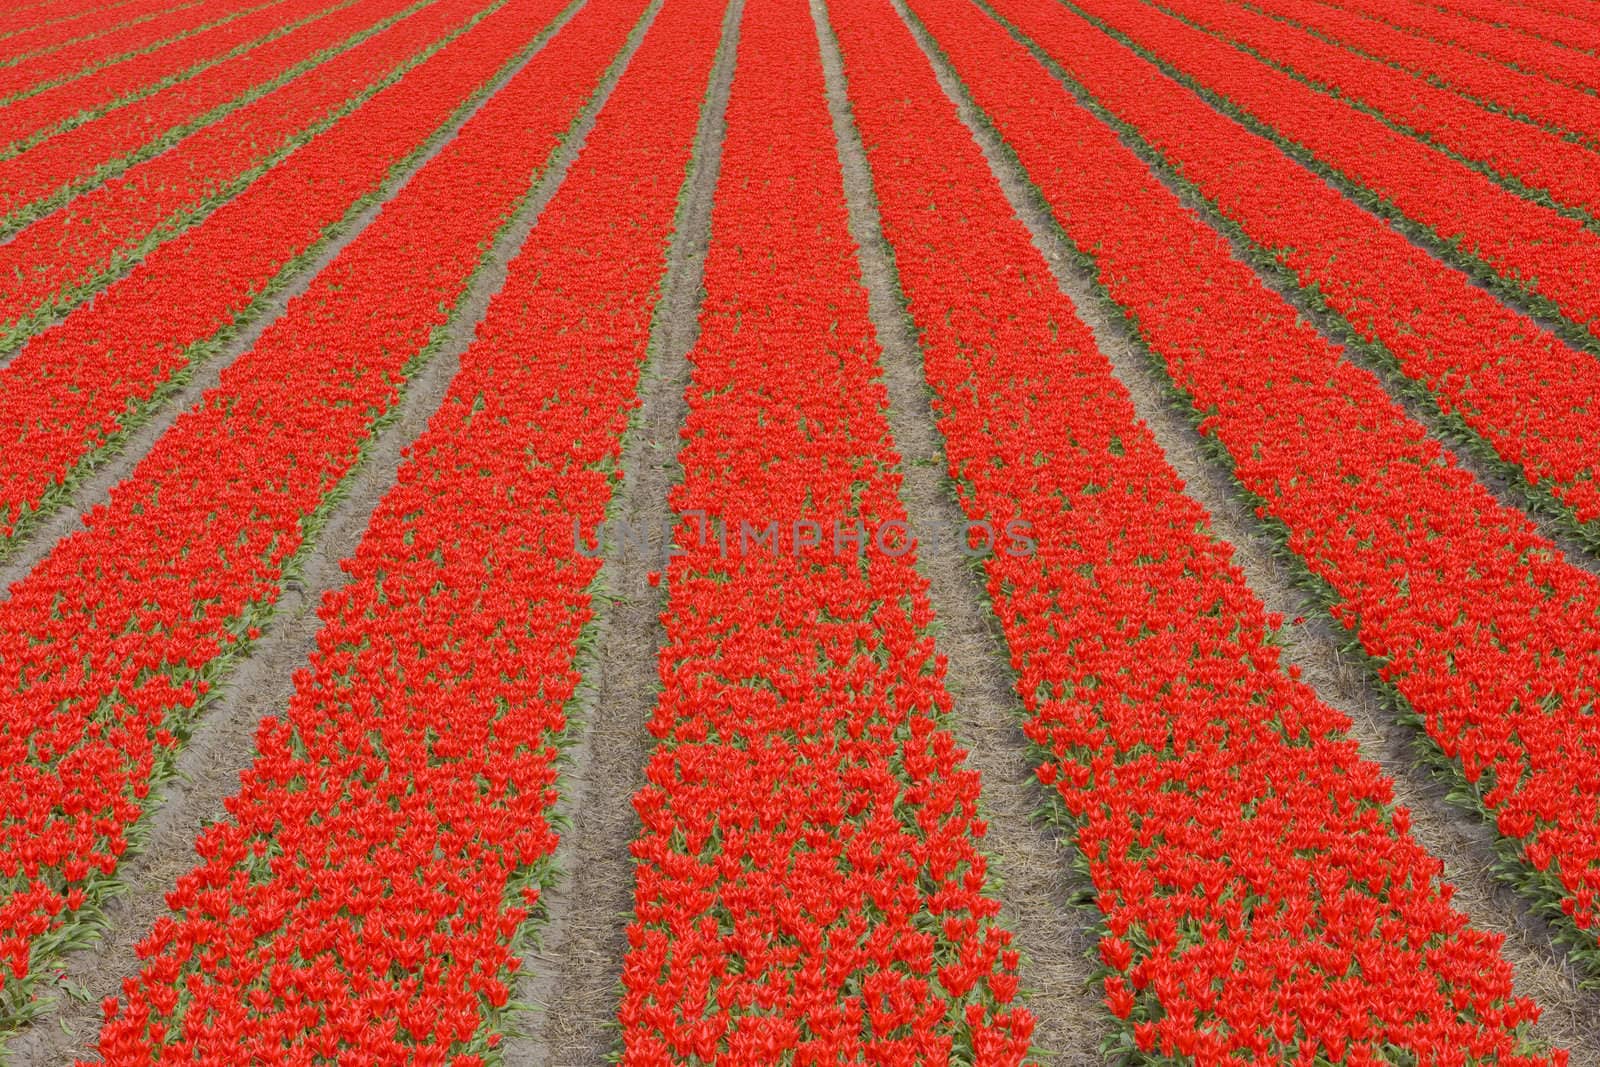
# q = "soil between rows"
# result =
<box><xmin>5</xmin><ymin>0</ymin><xmax>1597</xmax><ymax>1060</ymax></box>
<box><xmin>502</xmin><ymin>0</ymin><xmax>742</xmax><ymax>1061</ymax></box>
<box><xmin>3</xmin><ymin>0</ymin><xmax>620</xmax><ymax>1056</ymax></box>
<box><xmin>896</xmin><ymin>0</ymin><xmax>1600</xmax><ymax>1057</ymax></box>
<box><xmin>813</xmin><ymin>2</ymin><xmax>1108</xmax><ymax>1062</ymax></box>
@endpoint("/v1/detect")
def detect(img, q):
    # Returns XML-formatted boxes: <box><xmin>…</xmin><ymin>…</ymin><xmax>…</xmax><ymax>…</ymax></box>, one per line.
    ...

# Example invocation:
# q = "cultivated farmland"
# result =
<box><xmin>0</xmin><ymin>0</ymin><xmax>1597</xmax><ymax>1062</ymax></box>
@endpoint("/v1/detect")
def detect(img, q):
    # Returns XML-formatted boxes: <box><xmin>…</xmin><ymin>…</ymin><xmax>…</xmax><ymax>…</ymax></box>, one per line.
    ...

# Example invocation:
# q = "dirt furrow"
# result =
<box><xmin>811</xmin><ymin>2</ymin><xmax>1105</xmax><ymax>1063</ymax></box>
<box><xmin>1059</xmin><ymin>0</ymin><xmax>1600</xmax><ymax>363</ymax></box>
<box><xmin>1032</xmin><ymin>0</ymin><xmax>1600</xmax><ymax>554</ymax></box>
<box><xmin>1042</xmin><ymin>0</ymin><xmax>1600</xmax><ymax>582</ymax></box>
<box><xmin>0</xmin><ymin>1</ymin><xmax>705</xmax><ymax>1058</ymax></box>
<box><xmin>0</xmin><ymin>0</ymin><xmax>581</xmax><ymax>541</ymax></box>
<box><xmin>892</xmin><ymin>0</ymin><xmax>1600</xmax><ymax>1058</ymax></box>
<box><xmin>499</xmin><ymin>2</ymin><xmax>742</xmax><ymax>1063</ymax></box>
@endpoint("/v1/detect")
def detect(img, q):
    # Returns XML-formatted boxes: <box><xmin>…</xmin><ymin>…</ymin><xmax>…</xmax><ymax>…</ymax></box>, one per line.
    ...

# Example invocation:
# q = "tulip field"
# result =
<box><xmin>4</xmin><ymin>0</ymin><xmax>1600</xmax><ymax>1062</ymax></box>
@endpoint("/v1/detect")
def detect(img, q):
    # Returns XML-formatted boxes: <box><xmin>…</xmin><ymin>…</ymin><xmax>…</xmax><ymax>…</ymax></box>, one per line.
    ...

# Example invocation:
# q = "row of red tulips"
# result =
<box><xmin>0</xmin><ymin>0</ymin><xmax>375</xmax><ymax>234</ymax></box>
<box><xmin>1066</xmin><ymin>0</ymin><xmax>1600</xmax><ymax>352</ymax></box>
<box><xmin>1239</xmin><ymin>0</ymin><xmax>1600</xmax><ymax>149</ymax></box>
<box><xmin>0</xmin><ymin>0</ymin><xmax>550</xmax><ymax>548</ymax></box>
<box><xmin>95</xmin><ymin>0</ymin><xmax>726</xmax><ymax>1055</ymax></box>
<box><xmin>1328</xmin><ymin>0</ymin><xmax>1600</xmax><ymax>88</ymax></box>
<box><xmin>0</xmin><ymin>0</ymin><xmax>256</xmax><ymax>104</ymax></box>
<box><xmin>983</xmin><ymin>0</ymin><xmax>1600</xmax><ymax>528</ymax></box>
<box><xmin>0</xmin><ymin>0</ymin><xmax>628</xmax><ymax>1028</ymax></box>
<box><xmin>1427</xmin><ymin>0</ymin><xmax>1600</xmax><ymax>54</ymax></box>
<box><xmin>93</xmin><ymin>0</ymin><xmax>730</xmax><ymax>1056</ymax></box>
<box><xmin>0</xmin><ymin>0</ymin><xmax>465</xmax><ymax>347</ymax></box>
<box><xmin>0</xmin><ymin>0</ymin><xmax>160</xmax><ymax>45</ymax></box>
<box><xmin>1147</xmin><ymin>0</ymin><xmax>1600</xmax><ymax>221</ymax></box>
<box><xmin>1515</xmin><ymin>0</ymin><xmax>1600</xmax><ymax>23</ymax></box>
<box><xmin>0</xmin><ymin>0</ymin><xmax>1590</xmax><ymax>1059</ymax></box>
<box><xmin>0</xmin><ymin>0</ymin><xmax>186</xmax><ymax>66</ymax></box>
<box><xmin>928</xmin><ymin>0</ymin><xmax>1600</xmax><ymax>969</ymax></box>
<box><xmin>864</xmin><ymin>0</ymin><xmax>1554</xmax><ymax>1060</ymax></box>
<box><xmin>617</xmin><ymin>0</ymin><xmax>1031</xmax><ymax>1060</ymax></box>
<box><xmin>1152</xmin><ymin>0</ymin><xmax>1600</xmax><ymax>225</ymax></box>
<box><xmin>2</xmin><ymin>0</ymin><xmax>312</xmax><ymax>153</ymax></box>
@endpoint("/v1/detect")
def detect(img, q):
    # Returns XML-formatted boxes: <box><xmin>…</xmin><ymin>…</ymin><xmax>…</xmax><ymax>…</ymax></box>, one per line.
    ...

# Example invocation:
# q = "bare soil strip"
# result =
<box><xmin>0</xmin><ymin>2</ymin><xmax>706</xmax><ymax>1059</ymax></box>
<box><xmin>1052</xmin><ymin>0</ymin><xmax>1600</xmax><ymax>363</ymax></box>
<box><xmin>498</xmin><ymin>3</ymin><xmax>742</xmax><ymax>1064</ymax></box>
<box><xmin>811</xmin><ymin>3</ymin><xmax>1105</xmax><ymax>1063</ymax></box>
<box><xmin>0</xmin><ymin>0</ymin><xmax>583</xmax><ymax>588</ymax></box>
<box><xmin>892</xmin><ymin>0</ymin><xmax>1600</xmax><ymax>1058</ymax></box>
<box><xmin>990</xmin><ymin>0</ymin><xmax>1600</xmax><ymax>580</ymax></box>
